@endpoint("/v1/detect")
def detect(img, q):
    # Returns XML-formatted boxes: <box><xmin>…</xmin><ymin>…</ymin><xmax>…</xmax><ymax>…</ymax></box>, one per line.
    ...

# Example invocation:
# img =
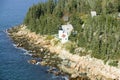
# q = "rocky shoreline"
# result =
<box><xmin>7</xmin><ymin>25</ymin><xmax>120</xmax><ymax>80</ymax></box>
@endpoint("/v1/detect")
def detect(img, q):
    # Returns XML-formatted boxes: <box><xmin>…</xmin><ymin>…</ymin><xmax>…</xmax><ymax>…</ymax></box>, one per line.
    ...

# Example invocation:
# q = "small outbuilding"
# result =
<box><xmin>91</xmin><ymin>11</ymin><xmax>97</xmax><ymax>17</ymax></box>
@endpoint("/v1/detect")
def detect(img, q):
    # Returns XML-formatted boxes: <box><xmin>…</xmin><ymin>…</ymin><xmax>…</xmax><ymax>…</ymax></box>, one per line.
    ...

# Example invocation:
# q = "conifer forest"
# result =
<box><xmin>24</xmin><ymin>0</ymin><xmax>120</xmax><ymax>61</ymax></box>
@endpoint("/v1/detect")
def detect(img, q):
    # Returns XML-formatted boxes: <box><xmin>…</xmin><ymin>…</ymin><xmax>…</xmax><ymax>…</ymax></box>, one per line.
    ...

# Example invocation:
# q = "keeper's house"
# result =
<box><xmin>58</xmin><ymin>23</ymin><xmax>73</xmax><ymax>43</ymax></box>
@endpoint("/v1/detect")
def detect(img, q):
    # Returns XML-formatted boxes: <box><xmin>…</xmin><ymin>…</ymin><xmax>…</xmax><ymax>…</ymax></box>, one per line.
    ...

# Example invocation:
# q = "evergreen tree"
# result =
<box><xmin>23</xmin><ymin>0</ymin><xmax>120</xmax><ymax>60</ymax></box>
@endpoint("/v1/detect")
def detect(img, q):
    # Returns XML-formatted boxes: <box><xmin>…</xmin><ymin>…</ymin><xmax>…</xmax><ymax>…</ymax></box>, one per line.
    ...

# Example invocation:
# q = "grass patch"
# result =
<box><xmin>63</xmin><ymin>42</ymin><xmax>76</xmax><ymax>53</ymax></box>
<box><xmin>52</xmin><ymin>39</ymin><xmax>60</xmax><ymax>46</ymax></box>
<box><xmin>45</xmin><ymin>35</ymin><xmax>54</xmax><ymax>40</ymax></box>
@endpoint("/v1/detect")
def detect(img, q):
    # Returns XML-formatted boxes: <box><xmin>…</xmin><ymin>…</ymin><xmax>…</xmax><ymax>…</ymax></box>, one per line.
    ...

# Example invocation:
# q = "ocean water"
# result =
<box><xmin>0</xmin><ymin>0</ymin><xmax>67</xmax><ymax>80</ymax></box>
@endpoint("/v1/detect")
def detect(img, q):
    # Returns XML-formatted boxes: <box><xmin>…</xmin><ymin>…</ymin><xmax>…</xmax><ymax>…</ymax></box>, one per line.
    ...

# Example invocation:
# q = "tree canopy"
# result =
<box><xmin>24</xmin><ymin>0</ymin><xmax>120</xmax><ymax>61</ymax></box>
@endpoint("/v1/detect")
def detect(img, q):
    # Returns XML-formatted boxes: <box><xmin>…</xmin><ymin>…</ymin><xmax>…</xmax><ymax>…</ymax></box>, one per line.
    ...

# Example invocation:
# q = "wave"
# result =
<box><xmin>12</xmin><ymin>44</ymin><xmax>26</xmax><ymax>51</ymax></box>
<box><xmin>35</xmin><ymin>62</ymin><xmax>40</xmax><ymax>65</ymax></box>
<box><xmin>52</xmin><ymin>75</ymin><xmax>69</xmax><ymax>80</ymax></box>
<box><xmin>12</xmin><ymin>43</ymin><xmax>33</xmax><ymax>56</ymax></box>
<box><xmin>24</xmin><ymin>51</ymin><xmax>32</xmax><ymax>56</ymax></box>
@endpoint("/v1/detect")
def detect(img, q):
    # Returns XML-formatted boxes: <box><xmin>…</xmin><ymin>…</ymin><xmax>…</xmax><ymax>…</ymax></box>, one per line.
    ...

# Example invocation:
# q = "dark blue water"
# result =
<box><xmin>0</xmin><ymin>0</ymin><xmax>67</xmax><ymax>80</ymax></box>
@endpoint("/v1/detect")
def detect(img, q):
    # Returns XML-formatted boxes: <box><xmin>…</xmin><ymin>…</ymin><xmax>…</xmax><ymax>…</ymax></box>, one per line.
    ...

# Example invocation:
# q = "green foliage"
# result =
<box><xmin>81</xmin><ymin>15</ymin><xmax>120</xmax><ymax>60</ymax></box>
<box><xmin>70</xmin><ymin>13</ymin><xmax>84</xmax><ymax>32</ymax></box>
<box><xmin>52</xmin><ymin>39</ymin><xmax>60</xmax><ymax>46</ymax></box>
<box><xmin>63</xmin><ymin>42</ymin><xmax>75</xmax><ymax>53</ymax></box>
<box><xmin>108</xmin><ymin>60</ymin><xmax>118</xmax><ymax>67</ymax></box>
<box><xmin>24</xmin><ymin>0</ymin><xmax>120</xmax><ymax>61</ymax></box>
<box><xmin>24</xmin><ymin>0</ymin><xmax>120</xmax><ymax>35</ymax></box>
<box><xmin>45</xmin><ymin>35</ymin><xmax>54</xmax><ymax>40</ymax></box>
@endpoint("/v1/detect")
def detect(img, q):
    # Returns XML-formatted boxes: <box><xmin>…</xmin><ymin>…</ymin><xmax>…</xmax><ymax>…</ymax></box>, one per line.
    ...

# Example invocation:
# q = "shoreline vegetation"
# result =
<box><xmin>7</xmin><ymin>25</ymin><xmax>120</xmax><ymax>80</ymax></box>
<box><xmin>24</xmin><ymin>0</ymin><xmax>120</xmax><ymax>61</ymax></box>
<box><xmin>7</xmin><ymin>1</ymin><xmax>120</xmax><ymax>79</ymax></box>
